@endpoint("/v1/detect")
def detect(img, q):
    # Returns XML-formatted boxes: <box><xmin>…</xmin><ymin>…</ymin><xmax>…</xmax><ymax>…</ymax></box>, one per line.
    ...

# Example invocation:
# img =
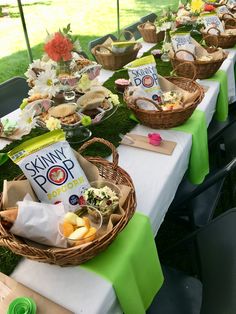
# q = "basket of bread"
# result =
<box><xmin>0</xmin><ymin>133</ymin><xmax>136</xmax><ymax>266</ymax></box>
<box><xmin>137</xmin><ymin>21</ymin><xmax>165</xmax><ymax>43</ymax></box>
<box><xmin>123</xmin><ymin>55</ymin><xmax>204</xmax><ymax>129</ymax></box>
<box><xmin>169</xmin><ymin>33</ymin><xmax>227</xmax><ymax>79</ymax></box>
<box><xmin>91</xmin><ymin>34</ymin><xmax>142</xmax><ymax>71</ymax></box>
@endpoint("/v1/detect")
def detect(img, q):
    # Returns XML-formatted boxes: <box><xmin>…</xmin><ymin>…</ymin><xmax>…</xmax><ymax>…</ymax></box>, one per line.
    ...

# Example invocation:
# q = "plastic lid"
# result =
<box><xmin>7</xmin><ymin>297</ymin><xmax>37</xmax><ymax>314</ymax></box>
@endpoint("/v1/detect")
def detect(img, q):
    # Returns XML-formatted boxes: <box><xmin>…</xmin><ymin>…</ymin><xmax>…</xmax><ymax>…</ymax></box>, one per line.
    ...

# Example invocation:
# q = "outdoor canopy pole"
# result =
<box><xmin>117</xmin><ymin>0</ymin><xmax>120</xmax><ymax>37</ymax></box>
<box><xmin>17</xmin><ymin>0</ymin><xmax>33</xmax><ymax>63</ymax></box>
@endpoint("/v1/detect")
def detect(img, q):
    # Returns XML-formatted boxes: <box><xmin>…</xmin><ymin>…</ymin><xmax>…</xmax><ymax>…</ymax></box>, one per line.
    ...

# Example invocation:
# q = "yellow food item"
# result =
<box><xmin>69</xmin><ymin>226</ymin><xmax>88</xmax><ymax>240</ymax></box>
<box><xmin>64</xmin><ymin>212</ymin><xmax>79</xmax><ymax>225</ymax></box>
<box><xmin>62</xmin><ymin>222</ymin><xmax>74</xmax><ymax>237</ymax></box>
<box><xmin>75</xmin><ymin>227</ymin><xmax>97</xmax><ymax>246</ymax></box>
<box><xmin>83</xmin><ymin>217</ymin><xmax>90</xmax><ymax>229</ymax></box>
<box><xmin>76</xmin><ymin>216</ymin><xmax>86</xmax><ymax>227</ymax></box>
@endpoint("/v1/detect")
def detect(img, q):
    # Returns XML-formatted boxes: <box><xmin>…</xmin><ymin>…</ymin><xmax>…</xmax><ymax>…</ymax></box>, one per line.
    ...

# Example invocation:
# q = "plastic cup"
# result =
<box><xmin>58</xmin><ymin>205</ymin><xmax>103</xmax><ymax>247</ymax></box>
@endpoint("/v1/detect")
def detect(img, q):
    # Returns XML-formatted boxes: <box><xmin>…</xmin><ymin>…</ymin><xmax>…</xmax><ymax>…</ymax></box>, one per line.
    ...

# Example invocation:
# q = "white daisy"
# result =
<box><xmin>19</xmin><ymin>106</ymin><xmax>37</xmax><ymax>132</ymax></box>
<box><xmin>34</xmin><ymin>68</ymin><xmax>60</xmax><ymax>98</ymax></box>
<box><xmin>24</xmin><ymin>59</ymin><xmax>48</xmax><ymax>83</ymax></box>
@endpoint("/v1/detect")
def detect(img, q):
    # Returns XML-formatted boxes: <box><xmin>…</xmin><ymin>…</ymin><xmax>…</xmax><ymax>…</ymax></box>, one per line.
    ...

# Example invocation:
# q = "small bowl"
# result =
<box><xmin>115</xmin><ymin>79</ymin><xmax>130</xmax><ymax>93</ymax></box>
<box><xmin>84</xmin><ymin>180</ymin><xmax>121</xmax><ymax>222</ymax></box>
<box><xmin>58</xmin><ymin>205</ymin><xmax>103</xmax><ymax>247</ymax></box>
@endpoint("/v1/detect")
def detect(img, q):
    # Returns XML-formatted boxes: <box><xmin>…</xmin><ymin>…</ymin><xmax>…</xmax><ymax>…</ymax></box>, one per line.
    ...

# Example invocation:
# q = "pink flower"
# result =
<box><xmin>148</xmin><ymin>133</ymin><xmax>162</xmax><ymax>146</ymax></box>
<box><xmin>44</xmin><ymin>32</ymin><xmax>73</xmax><ymax>62</ymax></box>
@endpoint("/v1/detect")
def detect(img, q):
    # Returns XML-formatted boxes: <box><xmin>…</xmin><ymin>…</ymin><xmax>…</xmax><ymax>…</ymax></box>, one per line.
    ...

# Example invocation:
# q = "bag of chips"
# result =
<box><xmin>8</xmin><ymin>130</ymin><xmax>90</xmax><ymax>209</ymax></box>
<box><xmin>125</xmin><ymin>55</ymin><xmax>163</xmax><ymax>103</ymax></box>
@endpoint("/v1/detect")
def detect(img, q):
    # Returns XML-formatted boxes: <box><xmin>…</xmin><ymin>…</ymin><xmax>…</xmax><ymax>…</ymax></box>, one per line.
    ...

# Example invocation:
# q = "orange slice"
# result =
<box><xmin>62</xmin><ymin>222</ymin><xmax>74</xmax><ymax>237</ymax></box>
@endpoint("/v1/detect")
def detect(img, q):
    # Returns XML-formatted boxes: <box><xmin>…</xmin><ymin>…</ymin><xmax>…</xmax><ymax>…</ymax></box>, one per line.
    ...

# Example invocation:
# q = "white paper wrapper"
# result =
<box><xmin>10</xmin><ymin>196</ymin><xmax>67</xmax><ymax>248</ymax></box>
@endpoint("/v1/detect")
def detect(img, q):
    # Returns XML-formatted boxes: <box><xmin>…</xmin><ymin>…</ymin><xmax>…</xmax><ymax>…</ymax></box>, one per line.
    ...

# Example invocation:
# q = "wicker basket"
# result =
<box><xmin>137</xmin><ymin>22</ymin><xmax>165</xmax><ymax>43</ymax></box>
<box><xmin>124</xmin><ymin>76</ymin><xmax>204</xmax><ymax>129</ymax></box>
<box><xmin>0</xmin><ymin>138</ymin><xmax>136</xmax><ymax>266</ymax></box>
<box><xmin>221</xmin><ymin>13</ymin><xmax>236</xmax><ymax>29</ymax></box>
<box><xmin>170</xmin><ymin>49</ymin><xmax>227</xmax><ymax>79</ymax></box>
<box><xmin>91</xmin><ymin>43</ymin><xmax>142</xmax><ymax>71</ymax></box>
<box><xmin>201</xmin><ymin>27</ymin><xmax>236</xmax><ymax>48</ymax></box>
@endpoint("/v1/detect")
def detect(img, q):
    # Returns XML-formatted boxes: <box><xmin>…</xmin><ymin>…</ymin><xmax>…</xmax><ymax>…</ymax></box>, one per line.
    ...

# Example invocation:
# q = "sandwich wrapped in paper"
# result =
<box><xmin>8</xmin><ymin>130</ymin><xmax>90</xmax><ymax>209</ymax></box>
<box><xmin>0</xmin><ymin>195</ymin><xmax>67</xmax><ymax>248</ymax></box>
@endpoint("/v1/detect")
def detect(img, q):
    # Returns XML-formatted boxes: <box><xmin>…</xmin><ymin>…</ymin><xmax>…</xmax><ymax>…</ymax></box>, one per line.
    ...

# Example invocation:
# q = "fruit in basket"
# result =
<box><xmin>62</xmin><ymin>221</ymin><xmax>74</xmax><ymax>237</ymax></box>
<box><xmin>60</xmin><ymin>211</ymin><xmax>99</xmax><ymax>245</ymax></box>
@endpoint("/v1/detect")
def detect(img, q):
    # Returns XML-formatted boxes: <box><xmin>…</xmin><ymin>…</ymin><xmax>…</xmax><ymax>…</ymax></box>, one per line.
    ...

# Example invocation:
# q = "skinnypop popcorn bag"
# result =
<box><xmin>125</xmin><ymin>55</ymin><xmax>163</xmax><ymax>103</ymax></box>
<box><xmin>8</xmin><ymin>130</ymin><xmax>90</xmax><ymax>209</ymax></box>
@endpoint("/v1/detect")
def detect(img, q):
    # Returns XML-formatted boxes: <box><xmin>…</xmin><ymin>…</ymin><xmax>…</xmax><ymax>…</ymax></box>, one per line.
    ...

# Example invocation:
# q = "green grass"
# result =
<box><xmin>0</xmin><ymin>0</ymin><xmax>180</xmax><ymax>83</ymax></box>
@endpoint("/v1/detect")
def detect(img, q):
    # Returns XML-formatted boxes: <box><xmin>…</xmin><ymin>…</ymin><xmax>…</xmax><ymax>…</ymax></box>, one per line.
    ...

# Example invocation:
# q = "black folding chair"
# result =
<box><xmin>166</xmin><ymin>157</ymin><xmax>236</xmax><ymax>229</ymax></box>
<box><xmin>148</xmin><ymin>208</ymin><xmax>236</xmax><ymax>314</ymax></box>
<box><xmin>123</xmin><ymin>21</ymin><xmax>142</xmax><ymax>40</ymax></box>
<box><xmin>140</xmin><ymin>13</ymin><xmax>157</xmax><ymax>23</ymax></box>
<box><xmin>0</xmin><ymin>77</ymin><xmax>29</xmax><ymax>117</ymax></box>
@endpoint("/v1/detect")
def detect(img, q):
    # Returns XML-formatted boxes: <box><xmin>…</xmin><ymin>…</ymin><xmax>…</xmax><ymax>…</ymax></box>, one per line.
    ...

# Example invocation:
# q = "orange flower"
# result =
<box><xmin>44</xmin><ymin>32</ymin><xmax>73</xmax><ymax>62</ymax></box>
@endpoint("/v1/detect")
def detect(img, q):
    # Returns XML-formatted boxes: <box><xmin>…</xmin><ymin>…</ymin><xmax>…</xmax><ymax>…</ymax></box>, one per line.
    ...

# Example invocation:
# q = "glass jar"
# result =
<box><xmin>161</xmin><ymin>29</ymin><xmax>171</xmax><ymax>62</ymax></box>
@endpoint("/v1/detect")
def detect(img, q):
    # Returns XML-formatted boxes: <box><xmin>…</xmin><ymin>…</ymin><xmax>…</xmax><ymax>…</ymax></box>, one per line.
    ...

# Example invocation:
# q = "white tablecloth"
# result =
<box><xmin>1</xmin><ymin>42</ymin><xmax>234</xmax><ymax>314</ymax></box>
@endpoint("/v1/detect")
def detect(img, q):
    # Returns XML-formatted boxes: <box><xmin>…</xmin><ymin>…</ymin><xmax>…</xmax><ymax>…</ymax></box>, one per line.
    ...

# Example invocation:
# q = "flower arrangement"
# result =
<box><xmin>24</xmin><ymin>24</ymin><xmax>100</xmax><ymax>102</ymax></box>
<box><xmin>155</xmin><ymin>9</ymin><xmax>176</xmax><ymax>32</ymax></box>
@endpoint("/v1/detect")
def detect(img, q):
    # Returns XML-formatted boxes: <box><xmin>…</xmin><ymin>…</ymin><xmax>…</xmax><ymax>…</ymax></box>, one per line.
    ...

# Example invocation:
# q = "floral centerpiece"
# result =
<box><xmin>24</xmin><ymin>24</ymin><xmax>98</xmax><ymax>99</ymax></box>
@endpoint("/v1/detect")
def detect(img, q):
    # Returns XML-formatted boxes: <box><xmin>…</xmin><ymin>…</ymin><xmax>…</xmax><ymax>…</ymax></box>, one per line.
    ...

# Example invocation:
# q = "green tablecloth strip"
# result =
<box><xmin>173</xmin><ymin>109</ymin><xmax>209</xmax><ymax>184</ymax></box>
<box><xmin>206</xmin><ymin>70</ymin><xmax>228</xmax><ymax>122</ymax></box>
<box><xmin>82</xmin><ymin>212</ymin><xmax>163</xmax><ymax>314</ymax></box>
<box><xmin>0</xmin><ymin>153</ymin><xmax>8</xmax><ymax>166</ymax></box>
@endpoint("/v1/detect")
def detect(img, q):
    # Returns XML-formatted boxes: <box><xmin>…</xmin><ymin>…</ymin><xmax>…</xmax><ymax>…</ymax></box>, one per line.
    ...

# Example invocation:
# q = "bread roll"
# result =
<box><xmin>0</xmin><ymin>208</ymin><xmax>18</xmax><ymax>223</ymax></box>
<box><xmin>48</xmin><ymin>104</ymin><xmax>76</xmax><ymax>118</ymax></box>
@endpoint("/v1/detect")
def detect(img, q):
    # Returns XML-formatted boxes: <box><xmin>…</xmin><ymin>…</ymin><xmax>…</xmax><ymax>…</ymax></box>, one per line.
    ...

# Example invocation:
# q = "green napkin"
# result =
<box><xmin>82</xmin><ymin>212</ymin><xmax>163</xmax><ymax>314</ymax></box>
<box><xmin>173</xmin><ymin>109</ymin><xmax>209</xmax><ymax>184</ymax></box>
<box><xmin>206</xmin><ymin>70</ymin><xmax>228</xmax><ymax>122</ymax></box>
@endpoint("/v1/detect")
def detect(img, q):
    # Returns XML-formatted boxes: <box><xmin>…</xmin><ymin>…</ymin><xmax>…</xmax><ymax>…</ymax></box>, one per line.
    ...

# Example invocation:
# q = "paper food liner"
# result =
<box><xmin>158</xmin><ymin>75</ymin><xmax>200</xmax><ymax>108</ymax></box>
<box><xmin>2</xmin><ymin>180</ymin><xmax>37</xmax><ymax>209</ymax></box>
<box><xmin>169</xmin><ymin>38</ymin><xmax>225</xmax><ymax>61</ymax></box>
<box><xmin>143</xmin><ymin>22</ymin><xmax>156</xmax><ymax>30</ymax></box>
<box><xmin>1</xmin><ymin>150</ymin><xmax>132</xmax><ymax>248</ymax></box>
<box><xmin>99</xmin><ymin>37</ymin><xmax>114</xmax><ymax>54</ymax></box>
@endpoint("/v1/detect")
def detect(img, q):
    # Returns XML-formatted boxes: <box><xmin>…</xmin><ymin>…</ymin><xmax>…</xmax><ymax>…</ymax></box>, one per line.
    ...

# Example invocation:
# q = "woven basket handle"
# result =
<box><xmin>203</xmin><ymin>34</ymin><xmax>219</xmax><ymax>48</ymax></box>
<box><xmin>173</xmin><ymin>61</ymin><xmax>197</xmax><ymax>81</ymax></box>
<box><xmin>222</xmin><ymin>12</ymin><xmax>235</xmax><ymax>19</ymax></box>
<box><xmin>224</xmin><ymin>18</ymin><xmax>236</xmax><ymax>28</ymax></box>
<box><xmin>206</xmin><ymin>27</ymin><xmax>221</xmax><ymax>35</ymax></box>
<box><xmin>118</xmin><ymin>30</ymin><xmax>135</xmax><ymax>40</ymax></box>
<box><xmin>78</xmin><ymin>137</ymin><xmax>119</xmax><ymax>169</ymax></box>
<box><xmin>133</xmin><ymin>97</ymin><xmax>163</xmax><ymax>111</ymax></box>
<box><xmin>174</xmin><ymin>49</ymin><xmax>197</xmax><ymax>61</ymax></box>
<box><xmin>231</xmin><ymin>4</ymin><xmax>236</xmax><ymax>12</ymax></box>
<box><xmin>93</xmin><ymin>45</ymin><xmax>113</xmax><ymax>55</ymax></box>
